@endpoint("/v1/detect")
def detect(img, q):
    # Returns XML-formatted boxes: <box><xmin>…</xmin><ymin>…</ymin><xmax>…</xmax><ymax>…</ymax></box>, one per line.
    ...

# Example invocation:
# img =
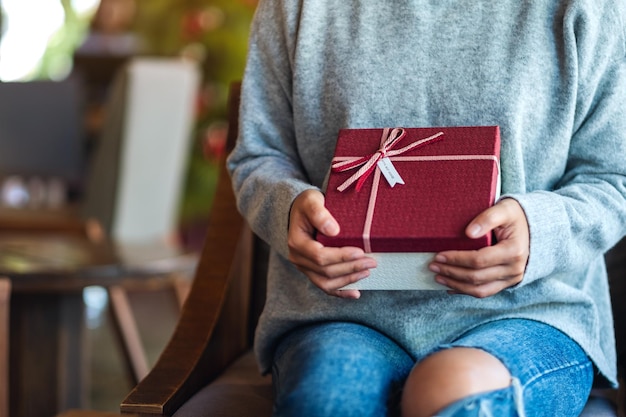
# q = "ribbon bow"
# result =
<box><xmin>332</xmin><ymin>128</ymin><xmax>445</xmax><ymax>192</ymax></box>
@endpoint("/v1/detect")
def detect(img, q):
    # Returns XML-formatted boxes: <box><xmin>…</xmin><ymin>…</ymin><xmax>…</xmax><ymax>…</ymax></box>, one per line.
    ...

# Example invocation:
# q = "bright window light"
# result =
<box><xmin>0</xmin><ymin>0</ymin><xmax>100</xmax><ymax>81</ymax></box>
<box><xmin>73</xmin><ymin>0</ymin><xmax>100</xmax><ymax>14</ymax></box>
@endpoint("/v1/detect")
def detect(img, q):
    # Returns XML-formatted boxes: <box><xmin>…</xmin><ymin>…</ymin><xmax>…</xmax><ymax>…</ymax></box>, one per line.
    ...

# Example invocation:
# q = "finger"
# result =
<box><xmin>436</xmin><ymin>277</ymin><xmax>513</xmax><ymax>299</ymax></box>
<box><xmin>433</xmin><ymin>246</ymin><xmax>503</xmax><ymax>271</ymax></box>
<box><xmin>435</xmin><ymin>235</ymin><xmax>529</xmax><ymax>269</ymax></box>
<box><xmin>431</xmin><ymin>242</ymin><xmax>525</xmax><ymax>280</ymax></box>
<box><xmin>304</xmin><ymin>267</ymin><xmax>370</xmax><ymax>298</ymax></box>
<box><xmin>295</xmin><ymin>190</ymin><xmax>340</xmax><ymax>237</ymax></box>
<box><xmin>465</xmin><ymin>198</ymin><xmax>519</xmax><ymax>239</ymax></box>
<box><xmin>288</xmin><ymin>209</ymin><xmax>365</xmax><ymax>267</ymax></box>
<box><xmin>288</xmin><ymin>191</ymin><xmax>347</xmax><ymax>262</ymax></box>
<box><xmin>291</xmin><ymin>248</ymin><xmax>377</xmax><ymax>279</ymax></box>
<box><xmin>289</xmin><ymin>236</ymin><xmax>371</xmax><ymax>267</ymax></box>
<box><xmin>293</xmin><ymin>255</ymin><xmax>377</xmax><ymax>281</ymax></box>
<box><xmin>334</xmin><ymin>289</ymin><xmax>362</xmax><ymax>299</ymax></box>
<box><xmin>431</xmin><ymin>262</ymin><xmax>516</xmax><ymax>287</ymax></box>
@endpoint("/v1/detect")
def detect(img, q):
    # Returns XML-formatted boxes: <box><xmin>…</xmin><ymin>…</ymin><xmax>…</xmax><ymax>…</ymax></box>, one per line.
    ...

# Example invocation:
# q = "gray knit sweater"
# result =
<box><xmin>227</xmin><ymin>0</ymin><xmax>626</xmax><ymax>387</ymax></box>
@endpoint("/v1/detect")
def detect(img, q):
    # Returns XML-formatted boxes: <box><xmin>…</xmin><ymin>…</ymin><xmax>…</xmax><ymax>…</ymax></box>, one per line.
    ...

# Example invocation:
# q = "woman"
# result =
<box><xmin>227</xmin><ymin>1</ymin><xmax>626</xmax><ymax>416</ymax></box>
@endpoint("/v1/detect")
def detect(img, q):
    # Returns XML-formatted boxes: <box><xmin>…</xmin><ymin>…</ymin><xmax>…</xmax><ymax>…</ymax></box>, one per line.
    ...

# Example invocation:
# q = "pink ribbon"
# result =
<box><xmin>330</xmin><ymin>128</ymin><xmax>499</xmax><ymax>252</ymax></box>
<box><xmin>332</xmin><ymin>128</ymin><xmax>445</xmax><ymax>192</ymax></box>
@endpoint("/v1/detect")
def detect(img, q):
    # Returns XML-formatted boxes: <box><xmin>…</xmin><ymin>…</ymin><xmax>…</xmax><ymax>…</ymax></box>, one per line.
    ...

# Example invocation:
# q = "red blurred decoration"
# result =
<box><xmin>181</xmin><ymin>10</ymin><xmax>206</xmax><ymax>40</ymax></box>
<box><xmin>202</xmin><ymin>123</ymin><xmax>227</xmax><ymax>161</ymax></box>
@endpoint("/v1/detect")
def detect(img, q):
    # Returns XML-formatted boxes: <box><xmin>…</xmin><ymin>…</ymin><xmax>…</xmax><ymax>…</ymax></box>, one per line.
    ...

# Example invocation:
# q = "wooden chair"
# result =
<box><xmin>117</xmin><ymin>80</ymin><xmax>272</xmax><ymax>416</ymax></box>
<box><xmin>0</xmin><ymin>277</ymin><xmax>10</xmax><ymax>417</ymax></box>
<box><xmin>62</xmin><ymin>82</ymin><xmax>626</xmax><ymax>417</ymax></box>
<box><xmin>1</xmin><ymin>59</ymin><xmax>199</xmax><ymax>416</ymax></box>
<box><xmin>0</xmin><ymin>213</ymin><xmax>110</xmax><ymax>417</ymax></box>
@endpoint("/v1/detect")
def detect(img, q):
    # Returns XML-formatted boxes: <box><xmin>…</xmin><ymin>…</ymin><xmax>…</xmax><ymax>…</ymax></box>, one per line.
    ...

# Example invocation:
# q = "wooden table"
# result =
<box><xmin>0</xmin><ymin>230</ymin><xmax>196</xmax><ymax>417</ymax></box>
<box><xmin>1</xmin><ymin>232</ymin><xmax>117</xmax><ymax>417</ymax></box>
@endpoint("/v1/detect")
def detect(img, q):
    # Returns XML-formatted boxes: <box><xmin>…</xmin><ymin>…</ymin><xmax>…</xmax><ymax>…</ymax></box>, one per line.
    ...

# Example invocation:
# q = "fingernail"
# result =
<box><xmin>357</xmin><ymin>270</ymin><xmax>370</xmax><ymax>279</ymax></box>
<box><xmin>363</xmin><ymin>259</ymin><xmax>377</xmax><ymax>269</ymax></box>
<box><xmin>429</xmin><ymin>264</ymin><xmax>440</xmax><ymax>273</ymax></box>
<box><xmin>348</xmin><ymin>250</ymin><xmax>364</xmax><ymax>260</ymax></box>
<box><xmin>435</xmin><ymin>254</ymin><xmax>447</xmax><ymax>263</ymax></box>
<box><xmin>322</xmin><ymin>221</ymin><xmax>339</xmax><ymax>236</ymax></box>
<box><xmin>468</xmin><ymin>224</ymin><xmax>482</xmax><ymax>238</ymax></box>
<box><xmin>435</xmin><ymin>277</ymin><xmax>447</xmax><ymax>286</ymax></box>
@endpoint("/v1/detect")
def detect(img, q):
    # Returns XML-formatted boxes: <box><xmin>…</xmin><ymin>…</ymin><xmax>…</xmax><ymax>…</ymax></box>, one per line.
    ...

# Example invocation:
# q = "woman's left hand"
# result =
<box><xmin>429</xmin><ymin>198</ymin><xmax>530</xmax><ymax>298</ymax></box>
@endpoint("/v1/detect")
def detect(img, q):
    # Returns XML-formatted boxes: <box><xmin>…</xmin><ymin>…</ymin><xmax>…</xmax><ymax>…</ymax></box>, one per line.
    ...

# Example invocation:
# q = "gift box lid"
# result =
<box><xmin>317</xmin><ymin>126</ymin><xmax>501</xmax><ymax>253</ymax></box>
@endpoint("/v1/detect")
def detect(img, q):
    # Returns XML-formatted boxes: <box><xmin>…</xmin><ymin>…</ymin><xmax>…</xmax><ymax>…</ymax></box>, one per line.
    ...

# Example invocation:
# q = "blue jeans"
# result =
<box><xmin>270</xmin><ymin>319</ymin><xmax>593</xmax><ymax>417</ymax></box>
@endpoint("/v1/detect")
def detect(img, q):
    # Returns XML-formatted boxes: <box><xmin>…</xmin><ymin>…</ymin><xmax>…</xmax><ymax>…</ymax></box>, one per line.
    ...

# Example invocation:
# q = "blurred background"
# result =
<box><xmin>0</xmin><ymin>0</ymin><xmax>257</xmax><ymax>412</ymax></box>
<box><xmin>0</xmin><ymin>0</ymin><xmax>256</xmax><ymax>241</ymax></box>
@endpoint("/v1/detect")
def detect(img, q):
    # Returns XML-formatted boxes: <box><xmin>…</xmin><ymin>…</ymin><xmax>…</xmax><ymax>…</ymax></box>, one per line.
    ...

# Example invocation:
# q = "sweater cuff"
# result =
<box><xmin>502</xmin><ymin>191</ymin><xmax>569</xmax><ymax>287</ymax></box>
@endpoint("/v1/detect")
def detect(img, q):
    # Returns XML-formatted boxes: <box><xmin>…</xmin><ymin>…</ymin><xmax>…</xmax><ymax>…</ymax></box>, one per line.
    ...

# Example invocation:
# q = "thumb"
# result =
<box><xmin>466</xmin><ymin>198</ymin><xmax>523</xmax><ymax>239</ymax></box>
<box><xmin>466</xmin><ymin>202</ymin><xmax>508</xmax><ymax>239</ymax></box>
<box><xmin>309</xmin><ymin>199</ymin><xmax>340</xmax><ymax>237</ymax></box>
<box><xmin>294</xmin><ymin>190</ymin><xmax>340</xmax><ymax>237</ymax></box>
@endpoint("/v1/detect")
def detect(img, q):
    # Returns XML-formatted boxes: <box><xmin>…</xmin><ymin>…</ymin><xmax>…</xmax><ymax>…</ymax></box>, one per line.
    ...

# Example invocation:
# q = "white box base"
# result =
<box><xmin>341</xmin><ymin>252</ymin><xmax>448</xmax><ymax>290</ymax></box>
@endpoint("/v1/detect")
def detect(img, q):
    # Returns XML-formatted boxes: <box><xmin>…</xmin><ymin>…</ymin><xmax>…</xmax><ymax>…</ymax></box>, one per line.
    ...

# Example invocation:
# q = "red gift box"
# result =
<box><xmin>317</xmin><ymin>126</ymin><xmax>501</xmax><ymax>253</ymax></box>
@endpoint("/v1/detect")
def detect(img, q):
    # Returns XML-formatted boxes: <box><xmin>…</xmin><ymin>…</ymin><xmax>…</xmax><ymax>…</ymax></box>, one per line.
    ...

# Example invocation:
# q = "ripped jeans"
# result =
<box><xmin>270</xmin><ymin>319</ymin><xmax>593</xmax><ymax>417</ymax></box>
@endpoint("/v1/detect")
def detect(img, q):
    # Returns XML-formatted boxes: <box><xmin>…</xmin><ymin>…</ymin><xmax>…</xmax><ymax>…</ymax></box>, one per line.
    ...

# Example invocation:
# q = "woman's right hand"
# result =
<box><xmin>287</xmin><ymin>189</ymin><xmax>377</xmax><ymax>299</ymax></box>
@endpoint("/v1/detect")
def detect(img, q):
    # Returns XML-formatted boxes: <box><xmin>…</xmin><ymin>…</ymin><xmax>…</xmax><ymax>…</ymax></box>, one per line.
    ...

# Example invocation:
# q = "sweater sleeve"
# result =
<box><xmin>226</xmin><ymin>0</ymin><xmax>316</xmax><ymax>258</ymax></box>
<box><xmin>508</xmin><ymin>3</ymin><xmax>626</xmax><ymax>286</ymax></box>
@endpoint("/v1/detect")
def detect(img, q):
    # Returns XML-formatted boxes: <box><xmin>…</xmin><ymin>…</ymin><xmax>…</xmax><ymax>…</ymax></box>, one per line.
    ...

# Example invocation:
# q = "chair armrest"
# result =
<box><xmin>0</xmin><ymin>278</ymin><xmax>10</xmax><ymax>417</ymax></box>
<box><xmin>606</xmin><ymin>239</ymin><xmax>626</xmax><ymax>417</ymax></box>
<box><xmin>121</xmin><ymin>80</ymin><xmax>250</xmax><ymax>416</ymax></box>
<box><xmin>120</xmin><ymin>156</ymin><xmax>254</xmax><ymax>415</ymax></box>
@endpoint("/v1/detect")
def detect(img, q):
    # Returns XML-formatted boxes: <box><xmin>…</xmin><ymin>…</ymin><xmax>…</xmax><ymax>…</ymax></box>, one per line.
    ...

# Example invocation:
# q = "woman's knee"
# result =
<box><xmin>272</xmin><ymin>322</ymin><xmax>414</xmax><ymax>417</ymax></box>
<box><xmin>401</xmin><ymin>347</ymin><xmax>511</xmax><ymax>417</ymax></box>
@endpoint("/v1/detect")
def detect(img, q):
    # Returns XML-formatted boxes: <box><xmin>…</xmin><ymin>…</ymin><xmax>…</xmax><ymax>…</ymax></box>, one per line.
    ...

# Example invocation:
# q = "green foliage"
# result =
<box><xmin>131</xmin><ymin>0</ymin><xmax>255</xmax><ymax>224</ymax></box>
<box><xmin>24</xmin><ymin>0</ymin><xmax>255</xmax><ymax>227</ymax></box>
<box><xmin>32</xmin><ymin>1</ymin><xmax>94</xmax><ymax>80</ymax></box>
